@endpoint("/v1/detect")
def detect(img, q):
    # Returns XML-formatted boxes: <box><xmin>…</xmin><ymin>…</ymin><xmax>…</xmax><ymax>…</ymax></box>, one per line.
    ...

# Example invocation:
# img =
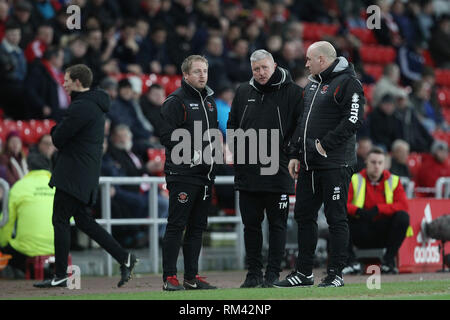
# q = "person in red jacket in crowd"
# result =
<box><xmin>24</xmin><ymin>23</ymin><xmax>53</xmax><ymax>63</ymax></box>
<box><xmin>415</xmin><ymin>140</ymin><xmax>450</xmax><ymax>197</ymax></box>
<box><xmin>344</xmin><ymin>147</ymin><xmax>410</xmax><ymax>275</ymax></box>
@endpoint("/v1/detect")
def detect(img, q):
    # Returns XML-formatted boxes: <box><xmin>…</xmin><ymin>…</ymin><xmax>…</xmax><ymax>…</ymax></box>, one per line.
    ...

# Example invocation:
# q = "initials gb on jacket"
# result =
<box><xmin>332</xmin><ymin>186</ymin><xmax>340</xmax><ymax>201</ymax></box>
<box><xmin>349</xmin><ymin>93</ymin><xmax>360</xmax><ymax>124</ymax></box>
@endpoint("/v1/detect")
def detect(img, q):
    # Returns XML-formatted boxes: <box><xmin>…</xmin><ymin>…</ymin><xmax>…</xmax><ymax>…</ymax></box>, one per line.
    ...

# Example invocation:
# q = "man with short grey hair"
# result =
<box><xmin>227</xmin><ymin>49</ymin><xmax>303</xmax><ymax>288</ymax></box>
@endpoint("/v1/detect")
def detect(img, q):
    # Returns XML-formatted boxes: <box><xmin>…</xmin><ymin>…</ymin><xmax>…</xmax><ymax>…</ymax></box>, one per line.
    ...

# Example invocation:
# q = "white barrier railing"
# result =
<box><xmin>435</xmin><ymin>177</ymin><xmax>450</xmax><ymax>199</ymax></box>
<box><xmin>0</xmin><ymin>178</ymin><xmax>10</xmax><ymax>228</ymax></box>
<box><xmin>98</xmin><ymin>176</ymin><xmax>244</xmax><ymax>276</ymax></box>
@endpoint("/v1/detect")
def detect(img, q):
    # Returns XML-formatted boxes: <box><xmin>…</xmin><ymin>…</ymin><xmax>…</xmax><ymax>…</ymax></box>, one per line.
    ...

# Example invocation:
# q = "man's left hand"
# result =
<box><xmin>315</xmin><ymin>139</ymin><xmax>327</xmax><ymax>157</ymax></box>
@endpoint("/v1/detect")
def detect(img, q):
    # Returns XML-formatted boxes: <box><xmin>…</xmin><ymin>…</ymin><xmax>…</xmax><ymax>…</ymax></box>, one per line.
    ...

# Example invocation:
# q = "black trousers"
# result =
<box><xmin>52</xmin><ymin>189</ymin><xmax>128</xmax><ymax>278</ymax></box>
<box><xmin>239</xmin><ymin>191</ymin><xmax>289</xmax><ymax>278</ymax></box>
<box><xmin>348</xmin><ymin>210</ymin><xmax>410</xmax><ymax>264</ymax></box>
<box><xmin>1</xmin><ymin>244</ymin><xmax>27</xmax><ymax>273</ymax></box>
<box><xmin>162</xmin><ymin>182</ymin><xmax>211</xmax><ymax>281</ymax></box>
<box><xmin>294</xmin><ymin>166</ymin><xmax>353</xmax><ymax>275</ymax></box>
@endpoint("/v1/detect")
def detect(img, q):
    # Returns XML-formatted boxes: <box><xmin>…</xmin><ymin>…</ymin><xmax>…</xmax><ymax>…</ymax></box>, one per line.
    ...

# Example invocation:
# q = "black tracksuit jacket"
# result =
<box><xmin>159</xmin><ymin>79</ymin><xmax>219</xmax><ymax>185</ymax></box>
<box><xmin>227</xmin><ymin>67</ymin><xmax>303</xmax><ymax>194</ymax></box>
<box><xmin>289</xmin><ymin>57</ymin><xmax>365</xmax><ymax>171</ymax></box>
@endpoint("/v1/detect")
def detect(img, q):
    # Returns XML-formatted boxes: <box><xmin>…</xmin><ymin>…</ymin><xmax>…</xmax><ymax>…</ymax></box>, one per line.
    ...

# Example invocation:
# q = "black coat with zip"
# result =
<box><xmin>289</xmin><ymin>57</ymin><xmax>365</xmax><ymax>171</ymax></box>
<box><xmin>227</xmin><ymin>67</ymin><xmax>303</xmax><ymax>194</ymax></box>
<box><xmin>49</xmin><ymin>89</ymin><xmax>110</xmax><ymax>206</ymax></box>
<box><xmin>159</xmin><ymin>79</ymin><xmax>218</xmax><ymax>186</ymax></box>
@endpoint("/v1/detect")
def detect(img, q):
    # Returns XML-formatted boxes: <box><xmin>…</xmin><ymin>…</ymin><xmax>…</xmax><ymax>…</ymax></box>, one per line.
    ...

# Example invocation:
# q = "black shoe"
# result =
<box><xmin>240</xmin><ymin>274</ymin><xmax>263</xmax><ymax>288</ymax></box>
<box><xmin>273</xmin><ymin>270</ymin><xmax>314</xmax><ymax>288</ymax></box>
<box><xmin>262</xmin><ymin>273</ymin><xmax>279</xmax><ymax>288</ymax></box>
<box><xmin>118</xmin><ymin>253</ymin><xmax>138</xmax><ymax>287</ymax></box>
<box><xmin>381</xmin><ymin>263</ymin><xmax>399</xmax><ymax>274</ymax></box>
<box><xmin>183</xmin><ymin>275</ymin><xmax>217</xmax><ymax>290</ymax></box>
<box><xmin>33</xmin><ymin>276</ymin><xmax>68</xmax><ymax>288</ymax></box>
<box><xmin>163</xmin><ymin>275</ymin><xmax>185</xmax><ymax>291</ymax></box>
<box><xmin>317</xmin><ymin>273</ymin><xmax>344</xmax><ymax>287</ymax></box>
<box><xmin>342</xmin><ymin>262</ymin><xmax>362</xmax><ymax>275</ymax></box>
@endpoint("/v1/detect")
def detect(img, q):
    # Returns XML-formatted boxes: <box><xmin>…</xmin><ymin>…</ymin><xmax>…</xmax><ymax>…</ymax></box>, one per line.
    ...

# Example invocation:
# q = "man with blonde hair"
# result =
<box><xmin>159</xmin><ymin>55</ymin><xmax>218</xmax><ymax>291</ymax></box>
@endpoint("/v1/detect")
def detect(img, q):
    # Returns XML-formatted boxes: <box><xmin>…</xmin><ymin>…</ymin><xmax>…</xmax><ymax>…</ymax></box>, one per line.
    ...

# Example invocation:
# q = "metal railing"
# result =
<box><xmin>435</xmin><ymin>177</ymin><xmax>450</xmax><ymax>199</ymax></box>
<box><xmin>0</xmin><ymin>178</ymin><xmax>10</xmax><ymax>228</ymax></box>
<box><xmin>98</xmin><ymin>176</ymin><xmax>244</xmax><ymax>276</ymax></box>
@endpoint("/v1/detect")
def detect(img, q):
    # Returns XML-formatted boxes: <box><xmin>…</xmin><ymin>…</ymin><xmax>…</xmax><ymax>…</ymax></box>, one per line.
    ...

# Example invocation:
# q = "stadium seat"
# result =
<box><xmin>350</xmin><ymin>28</ymin><xmax>377</xmax><ymax>44</ymax></box>
<box><xmin>302</xmin><ymin>22</ymin><xmax>339</xmax><ymax>41</ymax></box>
<box><xmin>25</xmin><ymin>254</ymin><xmax>72</xmax><ymax>280</ymax></box>
<box><xmin>363</xmin><ymin>84</ymin><xmax>375</xmax><ymax>105</ymax></box>
<box><xmin>435</xmin><ymin>69</ymin><xmax>450</xmax><ymax>88</ymax></box>
<box><xmin>360</xmin><ymin>45</ymin><xmax>396</xmax><ymax>64</ymax></box>
<box><xmin>363</xmin><ymin>64</ymin><xmax>383</xmax><ymax>81</ymax></box>
<box><xmin>422</xmin><ymin>49</ymin><xmax>435</xmax><ymax>67</ymax></box>
<box><xmin>407</xmin><ymin>153</ymin><xmax>423</xmax><ymax>179</ymax></box>
<box><xmin>437</xmin><ymin>88</ymin><xmax>450</xmax><ymax>108</ymax></box>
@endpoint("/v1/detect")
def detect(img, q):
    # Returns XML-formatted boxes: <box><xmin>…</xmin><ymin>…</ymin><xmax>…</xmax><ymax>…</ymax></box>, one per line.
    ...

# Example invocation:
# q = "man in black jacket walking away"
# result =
<box><xmin>159</xmin><ymin>55</ymin><xmax>218</xmax><ymax>291</ymax></box>
<box><xmin>227</xmin><ymin>49</ymin><xmax>303</xmax><ymax>288</ymax></box>
<box><xmin>34</xmin><ymin>64</ymin><xmax>137</xmax><ymax>289</ymax></box>
<box><xmin>275</xmin><ymin>41</ymin><xmax>365</xmax><ymax>288</ymax></box>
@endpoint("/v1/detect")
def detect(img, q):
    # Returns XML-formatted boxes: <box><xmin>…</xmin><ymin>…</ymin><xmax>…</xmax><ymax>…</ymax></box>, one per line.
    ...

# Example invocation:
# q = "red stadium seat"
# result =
<box><xmin>363</xmin><ymin>84</ymin><xmax>375</xmax><ymax>105</ymax></box>
<box><xmin>350</xmin><ymin>28</ymin><xmax>377</xmax><ymax>44</ymax></box>
<box><xmin>407</xmin><ymin>153</ymin><xmax>423</xmax><ymax>179</ymax></box>
<box><xmin>437</xmin><ymin>88</ymin><xmax>450</xmax><ymax>108</ymax></box>
<box><xmin>302</xmin><ymin>23</ymin><xmax>339</xmax><ymax>41</ymax></box>
<box><xmin>435</xmin><ymin>69</ymin><xmax>450</xmax><ymax>88</ymax></box>
<box><xmin>25</xmin><ymin>254</ymin><xmax>72</xmax><ymax>280</ymax></box>
<box><xmin>360</xmin><ymin>45</ymin><xmax>396</xmax><ymax>64</ymax></box>
<box><xmin>422</xmin><ymin>49</ymin><xmax>435</xmax><ymax>67</ymax></box>
<box><xmin>363</xmin><ymin>64</ymin><xmax>383</xmax><ymax>81</ymax></box>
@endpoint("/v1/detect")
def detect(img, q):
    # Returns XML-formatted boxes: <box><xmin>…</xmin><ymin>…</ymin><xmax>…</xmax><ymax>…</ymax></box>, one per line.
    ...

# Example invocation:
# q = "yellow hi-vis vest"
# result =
<box><xmin>351</xmin><ymin>173</ymin><xmax>400</xmax><ymax>208</ymax></box>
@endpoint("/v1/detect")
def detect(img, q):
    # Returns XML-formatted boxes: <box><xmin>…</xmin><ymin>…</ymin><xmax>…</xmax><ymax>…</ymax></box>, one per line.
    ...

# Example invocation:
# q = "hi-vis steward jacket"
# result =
<box><xmin>0</xmin><ymin>170</ymin><xmax>55</xmax><ymax>257</ymax></box>
<box><xmin>289</xmin><ymin>57</ymin><xmax>365</xmax><ymax>171</ymax></box>
<box><xmin>159</xmin><ymin>79</ymin><xmax>218</xmax><ymax>185</ymax></box>
<box><xmin>347</xmin><ymin>169</ymin><xmax>409</xmax><ymax>218</ymax></box>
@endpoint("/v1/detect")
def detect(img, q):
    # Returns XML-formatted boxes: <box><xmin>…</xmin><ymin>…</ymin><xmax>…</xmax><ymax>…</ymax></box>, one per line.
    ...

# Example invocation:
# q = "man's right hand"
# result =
<box><xmin>288</xmin><ymin>159</ymin><xmax>300</xmax><ymax>179</ymax></box>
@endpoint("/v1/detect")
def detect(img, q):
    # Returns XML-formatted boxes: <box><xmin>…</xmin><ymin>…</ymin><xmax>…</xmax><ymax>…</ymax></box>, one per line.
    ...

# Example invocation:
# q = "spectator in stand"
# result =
<box><xmin>373</xmin><ymin>0</ymin><xmax>402</xmax><ymax>48</ymax></box>
<box><xmin>113</xmin><ymin>21</ymin><xmax>142</xmax><ymax>75</ymax></box>
<box><xmin>416</xmin><ymin>0</ymin><xmax>434</xmax><ymax>46</ymax></box>
<box><xmin>84</xmin><ymin>0</ymin><xmax>122</xmax><ymax>27</ymax></box>
<box><xmin>355</xmin><ymin>136</ymin><xmax>373</xmax><ymax>172</ymax></box>
<box><xmin>0</xmin><ymin>154</ymin><xmax>55</xmax><ymax>278</ymax></box>
<box><xmin>391</xmin><ymin>0</ymin><xmax>419</xmax><ymax>47</ymax></box>
<box><xmin>84</xmin><ymin>28</ymin><xmax>116</xmax><ymax>87</ymax></box>
<box><xmin>397</xmin><ymin>41</ymin><xmax>425</xmax><ymax>86</ymax></box>
<box><xmin>25</xmin><ymin>46</ymin><xmax>69</xmax><ymax>120</ymax></box>
<box><xmin>32</xmin><ymin>0</ymin><xmax>58</xmax><ymax>24</ymax></box>
<box><xmin>372</xmin><ymin>64</ymin><xmax>409</xmax><ymax>108</ymax></box>
<box><xmin>141</xmin><ymin>0</ymin><xmax>170</xmax><ymax>27</ymax></box>
<box><xmin>139</xmin><ymin>83</ymin><xmax>166</xmax><ymax>140</ymax></box>
<box><xmin>276</xmin><ymin>40</ymin><xmax>305</xmax><ymax>76</ymax></box>
<box><xmin>99</xmin><ymin>77</ymin><xmax>118</xmax><ymax>101</ymax></box>
<box><xmin>28</xmin><ymin>133</ymin><xmax>57</xmax><ymax>169</ymax></box>
<box><xmin>0</xmin><ymin>20</ymin><xmax>28</xmax><ymax>120</ymax></box>
<box><xmin>394</xmin><ymin>92</ymin><xmax>434</xmax><ymax>153</ymax></box>
<box><xmin>137</xmin><ymin>24</ymin><xmax>175</xmax><ymax>75</ymax></box>
<box><xmin>226</xmin><ymin>38</ymin><xmax>252</xmax><ymax>85</ymax></box>
<box><xmin>204</xmin><ymin>35</ymin><xmax>229</xmax><ymax>92</ymax></box>
<box><xmin>97</xmin><ymin>137</ymin><xmax>149</xmax><ymax>248</ymax></box>
<box><xmin>415</xmin><ymin>140</ymin><xmax>450</xmax><ymax>197</ymax></box>
<box><xmin>368</xmin><ymin>94</ymin><xmax>403</xmax><ymax>152</ymax></box>
<box><xmin>429</xmin><ymin>14</ymin><xmax>450</xmax><ymax>69</ymax></box>
<box><xmin>245</xmin><ymin>19</ymin><xmax>266</xmax><ymax>54</ymax></box>
<box><xmin>284</xmin><ymin>20</ymin><xmax>303</xmax><ymax>42</ymax></box>
<box><xmin>421</xmin><ymin>67</ymin><xmax>449</xmax><ymax>131</ymax></box>
<box><xmin>9</xmin><ymin>1</ymin><xmax>35</xmax><ymax>50</ymax></box>
<box><xmin>24</xmin><ymin>23</ymin><xmax>53</xmax><ymax>63</ymax></box>
<box><xmin>167</xmin><ymin>18</ymin><xmax>193</xmax><ymax>74</ymax></box>
<box><xmin>344</xmin><ymin>147</ymin><xmax>410</xmax><ymax>275</ymax></box>
<box><xmin>107</xmin><ymin>124</ymin><xmax>169</xmax><ymax>238</ymax></box>
<box><xmin>0</xmin><ymin>131</ymin><xmax>28</xmax><ymax>187</ymax></box>
<box><xmin>389</xmin><ymin>139</ymin><xmax>411</xmax><ymax>178</ymax></box>
<box><xmin>108</xmin><ymin>78</ymin><xmax>155</xmax><ymax>157</ymax></box>
<box><xmin>0</xmin><ymin>1</ymin><xmax>9</xmax><ymax>42</ymax></box>
<box><xmin>410</xmin><ymin>80</ymin><xmax>446</xmax><ymax>133</ymax></box>
<box><xmin>62</xmin><ymin>35</ymin><xmax>88</xmax><ymax>69</ymax></box>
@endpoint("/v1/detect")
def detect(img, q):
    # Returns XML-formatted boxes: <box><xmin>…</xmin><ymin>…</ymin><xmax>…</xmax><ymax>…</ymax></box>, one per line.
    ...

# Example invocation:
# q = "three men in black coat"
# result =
<box><xmin>33</xmin><ymin>64</ymin><xmax>137</xmax><ymax>289</ymax></box>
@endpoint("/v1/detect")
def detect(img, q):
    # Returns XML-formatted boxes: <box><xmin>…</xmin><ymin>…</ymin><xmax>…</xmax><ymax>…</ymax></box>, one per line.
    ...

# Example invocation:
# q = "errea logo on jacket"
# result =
<box><xmin>349</xmin><ymin>93</ymin><xmax>360</xmax><ymax>124</ymax></box>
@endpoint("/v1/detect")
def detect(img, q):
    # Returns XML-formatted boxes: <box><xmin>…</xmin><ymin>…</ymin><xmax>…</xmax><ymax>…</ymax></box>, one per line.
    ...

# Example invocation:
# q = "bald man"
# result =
<box><xmin>275</xmin><ymin>41</ymin><xmax>365</xmax><ymax>288</ymax></box>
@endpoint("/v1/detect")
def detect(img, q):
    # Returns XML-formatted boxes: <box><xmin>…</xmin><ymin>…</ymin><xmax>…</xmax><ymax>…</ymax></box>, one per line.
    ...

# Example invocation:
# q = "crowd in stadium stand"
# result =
<box><xmin>0</xmin><ymin>0</ymin><xmax>449</xmax><ymax>253</ymax></box>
